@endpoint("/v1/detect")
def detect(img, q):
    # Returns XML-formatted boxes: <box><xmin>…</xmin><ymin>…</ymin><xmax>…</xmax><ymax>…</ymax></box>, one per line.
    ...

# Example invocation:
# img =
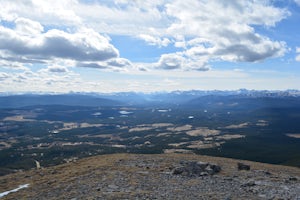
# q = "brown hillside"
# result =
<box><xmin>0</xmin><ymin>153</ymin><xmax>299</xmax><ymax>199</ymax></box>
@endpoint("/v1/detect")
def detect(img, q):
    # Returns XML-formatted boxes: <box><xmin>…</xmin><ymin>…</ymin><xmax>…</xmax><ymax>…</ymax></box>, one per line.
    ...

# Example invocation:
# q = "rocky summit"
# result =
<box><xmin>0</xmin><ymin>153</ymin><xmax>300</xmax><ymax>200</ymax></box>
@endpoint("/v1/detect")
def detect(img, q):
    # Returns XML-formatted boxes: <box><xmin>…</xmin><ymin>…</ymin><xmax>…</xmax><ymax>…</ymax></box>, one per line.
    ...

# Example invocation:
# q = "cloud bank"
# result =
<box><xmin>0</xmin><ymin>0</ymin><xmax>297</xmax><ymax>93</ymax></box>
<box><xmin>0</xmin><ymin>0</ymin><xmax>290</xmax><ymax>72</ymax></box>
<box><xmin>0</xmin><ymin>18</ymin><xmax>125</xmax><ymax>70</ymax></box>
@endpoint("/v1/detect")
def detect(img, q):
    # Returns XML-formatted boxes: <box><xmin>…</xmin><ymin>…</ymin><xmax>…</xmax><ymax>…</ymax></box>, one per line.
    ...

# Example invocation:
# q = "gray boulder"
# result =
<box><xmin>172</xmin><ymin>161</ymin><xmax>221</xmax><ymax>176</ymax></box>
<box><xmin>237</xmin><ymin>162</ymin><xmax>250</xmax><ymax>171</ymax></box>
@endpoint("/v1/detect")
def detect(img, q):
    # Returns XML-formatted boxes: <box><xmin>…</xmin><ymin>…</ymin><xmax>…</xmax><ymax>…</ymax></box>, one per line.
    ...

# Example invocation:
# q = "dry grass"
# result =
<box><xmin>3</xmin><ymin>115</ymin><xmax>35</xmax><ymax>122</ymax></box>
<box><xmin>224</xmin><ymin>122</ymin><xmax>249</xmax><ymax>129</ymax></box>
<box><xmin>186</xmin><ymin>128</ymin><xmax>220</xmax><ymax>137</ymax></box>
<box><xmin>0</xmin><ymin>153</ymin><xmax>299</xmax><ymax>199</ymax></box>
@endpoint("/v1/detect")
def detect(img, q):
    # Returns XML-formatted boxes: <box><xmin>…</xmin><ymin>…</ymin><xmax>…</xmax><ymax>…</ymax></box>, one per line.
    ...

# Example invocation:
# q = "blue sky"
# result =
<box><xmin>0</xmin><ymin>0</ymin><xmax>300</xmax><ymax>93</ymax></box>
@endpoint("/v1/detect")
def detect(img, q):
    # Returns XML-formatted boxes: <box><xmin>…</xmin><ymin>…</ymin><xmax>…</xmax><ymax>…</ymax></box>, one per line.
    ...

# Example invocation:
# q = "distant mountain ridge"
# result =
<box><xmin>1</xmin><ymin>89</ymin><xmax>300</xmax><ymax>108</ymax></box>
<box><xmin>0</xmin><ymin>94</ymin><xmax>121</xmax><ymax>108</ymax></box>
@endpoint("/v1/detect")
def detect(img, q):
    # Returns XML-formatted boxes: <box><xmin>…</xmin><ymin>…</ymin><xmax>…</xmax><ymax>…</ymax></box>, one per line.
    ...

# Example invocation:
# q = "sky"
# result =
<box><xmin>0</xmin><ymin>0</ymin><xmax>300</xmax><ymax>93</ymax></box>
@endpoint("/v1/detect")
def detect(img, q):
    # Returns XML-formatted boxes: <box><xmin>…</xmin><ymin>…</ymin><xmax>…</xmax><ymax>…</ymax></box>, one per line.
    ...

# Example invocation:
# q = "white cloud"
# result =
<box><xmin>296</xmin><ymin>47</ymin><xmax>300</xmax><ymax>62</ymax></box>
<box><xmin>157</xmin><ymin>53</ymin><xmax>183</xmax><ymax>70</ymax></box>
<box><xmin>0</xmin><ymin>68</ymin><xmax>84</xmax><ymax>93</ymax></box>
<box><xmin>73</xmin><ymin>0</ymin><xmax>168</xmax><ymax>35</ymax></box>
<box><xmin>0</xmin><ymin>72</ymin><xmax>9</xmax><ymax>80</ymax></box>
<box><xmin>166</xmin><ymin>1</ymin><xmax>289</xmax><ymax>34</ymax></box>
<box><xmin>156</xmin><ymin>53</ymin><xmax>210</xmax><ymax>71</ymax></box>
<box><xmin>295</xmin><ymin>0</ymin><xmax>300</xmax><ymax>6</ymax></box>
<box><xmin>0</xmin><ymin>60</ymin><xmax>29</xmax><ymax>70</ymax></box>
<box><xmin>15</xmin><ymin>17</ymin><xmax>44</xmax><ymax>36</ymax></box>
<box><xmin>76</xmin><ymin>62</ymin><xmax>107</xmax><ymax>69</ymax></box>
<box><xmin>139</xmin><ymin>34</ymin><xmax>171</xmax><ymax>47</ymax></box>
<box><xmin>0</xmin><ymin>0</ymin><xmax>292</xmax><ymax>75</ymax></box>
<box><xmin>0</xmin><ymin>0</ymin><xmax>81</xmax><ymax>25</ymax></box>
<box><xmin>0</xmin><ymin>19</ymin><xmax>125</xmax><ymax>70</ymax></box>
<box><xmin>76</xmin><ymin>58</ymin><xmax>132</xmax><ymax>70</ymax></box>
<box><xmin>1</xmin><ymin>65</ymin><xmax>299</xmax><ymax>93</ymax></box>
<box><xmin>164</xmin><ymin>0</ymin><xmax>288</xmax><ymax>65</ymax></box>
<box><xmin>71</xmin><ymin>0</ymin><xmax>289</xmax><ymax>70</ymax></box>
<box><xmin>107</xmin><ymin>58</ymin><xmax>132</xmax><ymax>68</ymax></box>
<box><xmin>45</xmin><ymin>65</ymin><xmax>69</xmax><ymax>73</ymax></box>
<box><xmin>42</xmin><ymin>28</ymin><xmax>119</xmax><ymax>61</ymax></box>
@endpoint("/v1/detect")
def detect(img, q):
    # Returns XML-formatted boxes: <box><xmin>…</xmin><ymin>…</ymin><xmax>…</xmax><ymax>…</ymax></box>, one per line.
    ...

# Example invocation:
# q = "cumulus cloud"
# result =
<box><xmin>0</xmin><ymin>0</ymin><xmax>81</xmax><ymax>24</ymax></box>
<box><xmin>46</xmin><ymin>65</ymin><xmax>69</xmax><ymax>73</ymax></box>
<box><xmin>0</xmin><ymin>59</ymin><xmax>29</xmax><ymax>70</ymax></box>
<box><xmin>76</xmin><ymin>62</ymin><xmax>107</xmax><ymax>69</ymax></box>
<box><xmin>42</xmin><ymin>29</ymin><xmax>118</xmax><ymax>61</ymax></box>
<box><xmin>156</xmin><ymin>53</ymin><xmax>210</xmax><ymax>71</ymax></box>
<box><xmin>0</xmin><ymin>0</ymin><xmax>292</xmax><ymax>73</ymax></box>
<box><xmin>166</xmin><ymin>1</ymin><xmax>289</xmax><ymax>34</ymax></box>
<box><xmin>164</xmin><ymin>0</ymin><xmax>289</xmax><ymax>65</ymax></box>
<box><xmin>139</xmin><ymin>34</ymin><xmax>171</xmax><ymax>47</ymax></box>
<box><xmin>157</xmin><ymin>54</ymin><xmax>183</xmax><ymax>70</ymax></box>
<box><xmin>76</xmin><ymin>58</ymin><xmax>132</xmax><ymax>70</ymax></box>
<box><xmin>72</xmin><ymin>0</ymin><xmax>289</xmax><ymax>70</ymax></box>
<box><xmin>15</xmin><ymin>17</ymin><xmax>44</xmax><ymax>36</ymax></box>
<box><xmin>73</xmin><ymin>0</ymin><xmax>168</xmax><ymax>36</ymax></box>
<box><xmin>0</xmin><ymin>24</ymin><xmax>119</xmax><ymax>62</ymax></box>
<box><xmin>0</xmin><ymin>72</ymin><xmax>9</xmax><ymax>80</ymax></box>
<box><xmin>214</xmin><ymin>39</ymin><xmax>286</xmax><ymax>62</ymax></box>
<box><xmin>1</xmin><ymin>69</ymin><xmax>83</xmax><ymax>92</ymax></box>
<box><xmin>0</xmin><ymin>18</ymin><xmax>127</xmax><ymax>71</ymax></box>
<box><xmin>296</xmin><ymin>47</ymin><xmax>300</xmax><ymax>62</ymax></box>
<box><xmin>107</xmin><ymin>58</ymin><xmax>132</xmax><ymax>68</ymax></box>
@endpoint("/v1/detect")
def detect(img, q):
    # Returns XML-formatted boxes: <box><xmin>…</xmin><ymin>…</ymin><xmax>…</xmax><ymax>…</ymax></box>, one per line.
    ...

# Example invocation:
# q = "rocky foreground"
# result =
<box><xmin>0</xmin><ymin>153</ymin><xmax>299</xmax><ymax>200</ymax></box>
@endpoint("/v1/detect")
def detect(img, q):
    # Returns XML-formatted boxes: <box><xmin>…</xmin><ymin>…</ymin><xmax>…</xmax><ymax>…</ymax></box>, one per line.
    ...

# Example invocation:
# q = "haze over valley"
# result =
<box><xmin>1</xmin><ymin>90</ymin><xmax>300</xmax><ymax>176</ymax></box>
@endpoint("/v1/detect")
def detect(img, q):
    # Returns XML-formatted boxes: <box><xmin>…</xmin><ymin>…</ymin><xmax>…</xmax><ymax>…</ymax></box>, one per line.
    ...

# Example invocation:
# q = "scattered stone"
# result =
<box><xmin>172</xmin><ymin>161</ymin><xmax>221</xmax><ymax>176</ymax></box>
<box><xmin>237</xmin><ymin>162</ymin><xmax>250</xmax><ymax>171</ymax></box>
<box><xmin>200</xmin><ymin>172</ymin><xmax>208</xmax><ymax>176</ymax></box>
<box><xmin>205</xmin><ymin>165</ymin><xmax>214</xmax><ymax>175</ymax></box>
<box><xmin>50</xmin><ymin>170</ymin><xmax>58</xmax><ymax>174</ymax></box>
<box><xmin>241</xmin><ymin>180</ymin><xmax>256</xmax><ymax>187</ymax></box>
<box><xmin>264</xmin><ymin>171</ymin><xmax>271</xmax><ymax>175</ymax></box>
<box><xmin>1</xmin><ymin>154</ymin><xmax>300</xmax><ymax>200</ymax></box>
<box><xmin>173</xmin><ymin>167</ymin><xmax>184</xmax><ymax>175</ymax></box>
<box><xmin>196</xmin><ymin>161</ymin><xmax>209</xmax><ymax>170</ymax></box>
<box><xmin>288</xmin><ymin>177</ymin><xmax>297</xmax><ymax>181</ymax></box>
<box><xmin>210</xmin><ymin>164</ymin><xmax>221</xmax><ymax>173</ymax></box>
